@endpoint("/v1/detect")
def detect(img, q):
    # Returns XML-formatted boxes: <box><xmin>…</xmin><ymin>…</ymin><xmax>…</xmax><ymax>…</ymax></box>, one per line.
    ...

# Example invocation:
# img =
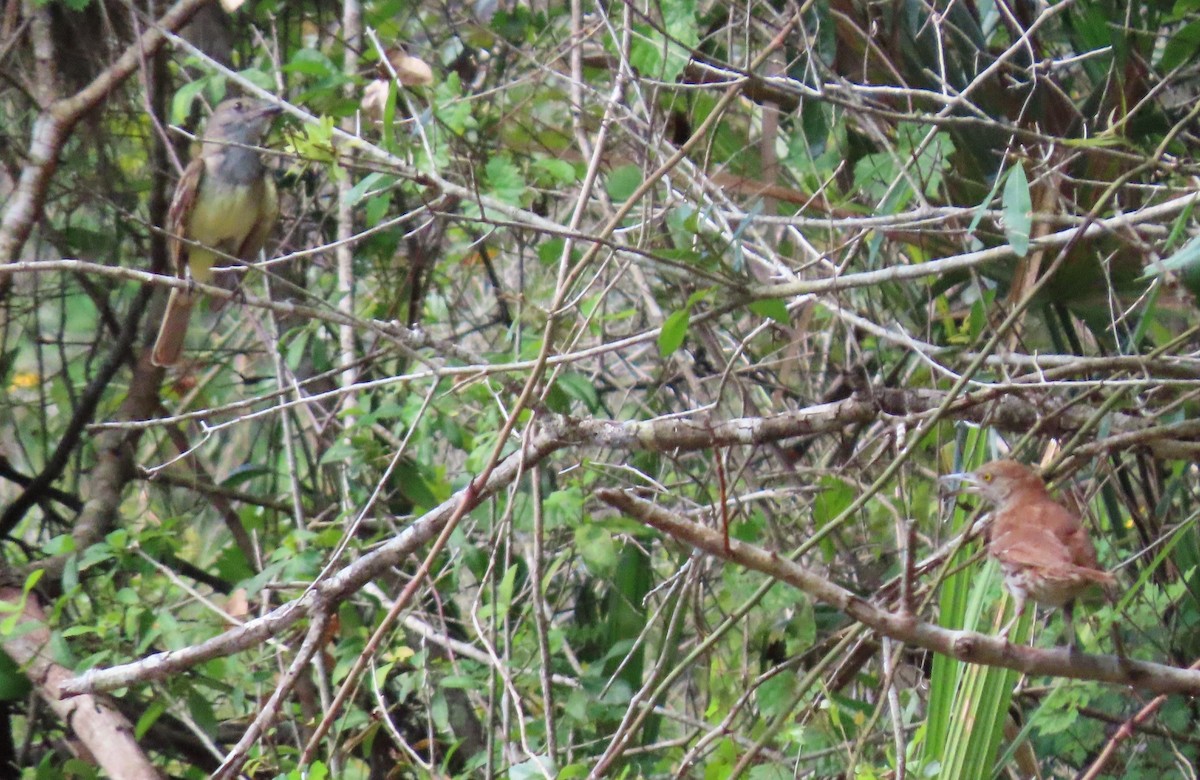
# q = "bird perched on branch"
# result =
<box><xmin>941</xmin><ymin>459</ymin><xmax>1117</xmax><ymax>650</ymax></box>
<box><xmin>151</xmin><ymin>97</ymin><xmax>281</xmax><ymax>367</ymax></box>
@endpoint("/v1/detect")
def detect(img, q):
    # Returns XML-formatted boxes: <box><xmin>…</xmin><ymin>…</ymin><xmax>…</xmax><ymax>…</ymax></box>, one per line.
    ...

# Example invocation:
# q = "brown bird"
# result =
<box><xmin>942</xmin><ymin>459</ymin><xmax>1117</xmax><ymax>649</ymax></box>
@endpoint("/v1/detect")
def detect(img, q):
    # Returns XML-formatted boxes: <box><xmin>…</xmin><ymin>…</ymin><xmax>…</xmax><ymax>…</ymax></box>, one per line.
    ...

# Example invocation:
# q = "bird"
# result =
<box><xmin>151</xmin><ymin>97</ymin><xmax>281</xmax><ymax>367</ymax></box>
<box><xmin>941</xmin><ymin>459</ymin><xmax>1117</xmax><ymax>650</ymax></box>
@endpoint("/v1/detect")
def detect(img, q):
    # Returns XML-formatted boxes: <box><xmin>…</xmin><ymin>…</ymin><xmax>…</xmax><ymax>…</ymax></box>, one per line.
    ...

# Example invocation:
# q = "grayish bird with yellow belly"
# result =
<box><xmin>152</xmin><ymin>97</ymin><xmax>281</xmax><ymax>367</ymax></box>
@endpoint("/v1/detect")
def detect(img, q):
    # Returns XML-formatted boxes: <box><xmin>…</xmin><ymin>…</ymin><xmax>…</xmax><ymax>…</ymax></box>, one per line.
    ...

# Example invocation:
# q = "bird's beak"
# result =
<box><xmin>939</xmin><ymin>471</ymin><xmax>983</xmax><ymax>494</ymax></box>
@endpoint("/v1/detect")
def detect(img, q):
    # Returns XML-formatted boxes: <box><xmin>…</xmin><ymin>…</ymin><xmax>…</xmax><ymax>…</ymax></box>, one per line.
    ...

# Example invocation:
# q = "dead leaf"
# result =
<box><xmin>225</xmin><ymin>588</ymin><xmax>249</xmax><ymax>620</ymax></box>
<box><xmin>361</xmin><ymin>79</ymin><xmax>389</xmax><ymax>119</ymax></box>
<box><xmin>390</xmin><ymin>52</ymin><xmax>433</xmax><ymax>86</ymax></box>
<box><xmin>378</xmin><ymin>46</ymin><xmax>434</xmax><ymax>87</ymax></box>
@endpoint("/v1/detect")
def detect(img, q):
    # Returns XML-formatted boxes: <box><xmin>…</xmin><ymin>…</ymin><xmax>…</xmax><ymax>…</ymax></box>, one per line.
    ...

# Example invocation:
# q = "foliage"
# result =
<box><xmin>3</xmin><ymin>0</ymin><xmax>1200</xmax><ymax>777</ymax></box>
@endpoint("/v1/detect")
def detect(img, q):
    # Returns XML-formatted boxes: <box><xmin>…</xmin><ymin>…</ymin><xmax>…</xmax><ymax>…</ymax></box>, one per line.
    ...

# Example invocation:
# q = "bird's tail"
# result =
<box><xmin>151</xmin><ymin>288</ymin><xmax>195</xmax><ymax>367</ymax></box>
<box><xmin>1084</xmin><ymin>569</ymin><xmax>1119</xmax><ymax>599</ymax></box>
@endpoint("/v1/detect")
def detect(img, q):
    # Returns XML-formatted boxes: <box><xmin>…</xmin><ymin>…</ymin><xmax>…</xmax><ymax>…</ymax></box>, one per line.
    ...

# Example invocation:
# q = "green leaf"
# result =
<box><xmin>342</xmin><ymin>172</ymin><xmax>394</xmax><ymax>206</ymax></box>
<box><xmin>544</xmin><ymin>380</ymin><xmax>571</xmax><ymax>414</ymax></box>
<box><xmin>391</xmin><ymin>460</ymin><xmax>439</xmax><ymax>509</ymax></box>
<box><xmin>1002</xmin><ymin>163</ymin><xmax>1032</xmax><ymax>257</ymax></box>
<box><xmin>235</xmin><ymin>68</ymin><xmax>277</xmax><ymax>92</ymax></box>
<box><xmin>1162</xmin><ymin>20</ymin><xmax>1200</xmax><ymax>72</ymax></box>
<box><xmin>796</xmin><ymin>102</ymin><xmax>829</xmax><ymax>158</ymax></box>
<box><xmin>21</xmin><ymin>569</ymin><xmax>43</xmax><ymax>597</ymax></box>
<box><xmin>662</xmin><ymin>0</ymin><xmax>699</xmax><ymax>47</ymax></box>
<box><xmin>0</xmin><ymin>652</ymin><xmax>30</xmax><ymax>702</ymax></box>
<box><xmin>902</xmin><ymin>123</ymin><xmax>955</xmax><ymax>197</ymax></box>
<box><xmin>811</xmin><ymin>476</ymin><xmax>851</xmax><ymax>562</ymax></box>
<box><xmin>606</xmin><ymin>163</ymin><xmax>643</xmax><ymax>202</ymax></box>
<box><xmin>170</xmin><ymin>80</ymin><xmax>208</xmax><ymax>125</ymax></box>
<box><xmin>320</xmin><ymin>437</ymin><xmax>358</xmax><ymax>465</ymax></box>
<box><xmin>853</xmin><ymin>152</ymin><xmax>901</xmax><ymax>206</ymax></box>
<box><xmin>556</xmin><ymin>372</ymin><xmax>600</xmax><ymax>412</ymax></box>
<box><xmin>686</xmin><ymin>287</ymin><xmax>716</xmax><ymax>308</ymax></box>
<box><xmin>284</xmin><ymin>49</ymin><xmax>338</xmax><ymax>78</ymax></box>
<box><xmin>288</xmin><ymin>115</ymin><xmax>337</xmax><ymax>163</ymax></box>
<box><xmin>544</xmin><ymin>487</ymin><xmax>584</xmax><ymax>530</ymax></box>
<box><xmin>134</xmin><ymin>700</ymin><xmax>166</xmax><ymax>740</ymax></box>
<box><xmin>42</xmin><ymin>535</ymin><xmax>75</xmax><ymax>556</ymax></box>
<box><xmin>658</xmin><ymin>308</ymin><xmax>690</xmax><ymax>356</ymax></box>
<box><xmin>629</xmin><ymin>25</ymin><xmax>664</xmax><ymax>76</ymax></box>
<box><xmin>755</xmin><ymin>673</ymin><xmax>796</xmax><ymax>718</ymax></box>
<box><xmin>433</xmin><ymin>73</ymin><xmax>472</xmax><ymax>135</ymax></box>
<box><xmin>1143</xmin><ymin>204</ymin><xmax>1200</xmax><ymax>301</ymax></box>
<box><xmin>749</xmin><ymin>298</ymin><xmax>789</xmax><ymax>324</ymax></box>
<box><xmin>1143</xmin><ymin>235</ymin><xmax>1200</xmax><ymax>278</ymax></box>
<box><xmin>485</xmin><ymin>155</ymin><xmax>526</xmax><ymax>205</ymax></box>
<box><xmin>495</xmin><ymin>564</ymin><xmax>517</xmax><ymax>619</ymax></box>
<box><xmin>533</xmin><ymin>158</ymin><xmax>577</xmax><ymax>185</ymax></box>
<box><xmin>575</xmin><ymin>524</ymin><xmax>617</xmax><ymax>575</ymax></box>
<box><xmin>365</xmin><ymin>194</ymin><xmax>389</xmax><ymax>227</ymax></box>
<box><xmin>380</xmin><ymin>78</ymin><xmax>398</xmax><ymax>154</ymax></box>
<box><xmin>509</xmin><ymin>755</ymin><xmax>556</xmax><ymax>779</ymax></box>
<box><xmin>538</xmin><ymin>237</ymin><xmax>566</xmax><ymax>266</ymax></box>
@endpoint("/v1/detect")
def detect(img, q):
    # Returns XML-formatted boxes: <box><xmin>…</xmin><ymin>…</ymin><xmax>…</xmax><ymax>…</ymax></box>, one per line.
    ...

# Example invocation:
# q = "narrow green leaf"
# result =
<box><xmin>1002</xmin><ymin>163</ymin><xmax>1032</xmax><ymax>257</ymax></box>
<box><xmin>342</xmin><ymin>172</ymin><xmax>391</xmax><ymax>206</ymax></box>
<box><xmin>134</xmin><ymin>700</ymin><xmax>166</xmax><ymax>740</ymax></box>
<box><xmin>658</xmin><ymin>308</ymin><xmax>690</xmax><ymax>355</ymax></box>
<box><xmin>1143</xmin><ymin>235</ymin><xmax>1200</xmax><ymax>278</ymax></box>
<box><xmin>495</xmin><ymin>564</ymin><xmax>517</xmax><ymax>618</ymax></box>
<box><xmin>381</xmin><ymin>77</ymin><xmax>398</xmax><ymax>153</ymax></box>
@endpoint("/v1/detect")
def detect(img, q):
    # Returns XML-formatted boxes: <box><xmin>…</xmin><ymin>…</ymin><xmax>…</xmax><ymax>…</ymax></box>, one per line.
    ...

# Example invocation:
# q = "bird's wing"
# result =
<box><xmin>993</xmin><ymin>528</ymin><xmax>1115</xmax><ymax>585</ymax></box>
<box><xmin>992</xmin><ymin>526</ymin><xmax>1077</xmax><ymax>569</ymax></box>
<box><xmin>235</xmin><ymin>175</ymin><xmax>278</xmax><ymax>262</ymax></box>
<box><xmin>993</xmin><ymin>498</ymin><xmax>1103</xmax><ymax>570</ymax></box>
<box><xmin>167</xmin><ymin>157</ymin><xmax>207</xmax><ymax>278</ymax></box>
<box><xmin>1031</xmin><ymin>499</ymin><xmax>1103</xmax><ymax>569</ymax></box>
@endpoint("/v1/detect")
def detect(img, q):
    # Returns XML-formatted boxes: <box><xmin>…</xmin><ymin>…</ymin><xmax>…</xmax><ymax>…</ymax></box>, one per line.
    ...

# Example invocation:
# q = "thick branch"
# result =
<box><xmin>2</xmin><ymin>588</ymin><xmax>159</xmax><ymax>779</ymax></box>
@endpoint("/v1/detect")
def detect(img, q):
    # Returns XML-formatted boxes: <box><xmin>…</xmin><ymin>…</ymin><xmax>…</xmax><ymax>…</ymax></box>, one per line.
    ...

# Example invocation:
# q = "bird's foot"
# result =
<box><xmin>997</xmin><ymin>616</ymin><xmax>1019</xmax><ymax>643</ymax></box>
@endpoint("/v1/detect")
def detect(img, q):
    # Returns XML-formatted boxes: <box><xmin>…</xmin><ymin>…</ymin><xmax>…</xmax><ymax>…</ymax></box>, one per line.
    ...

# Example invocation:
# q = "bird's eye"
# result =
<box><xmin>234</xmin><ymin>100</ymin><xmax>244</xmax><ymax>110</ymax></box>
<box><xmin>982</xmin><ymin>473</ymin><xmax>993</xmax><ymax>482</ymax></box>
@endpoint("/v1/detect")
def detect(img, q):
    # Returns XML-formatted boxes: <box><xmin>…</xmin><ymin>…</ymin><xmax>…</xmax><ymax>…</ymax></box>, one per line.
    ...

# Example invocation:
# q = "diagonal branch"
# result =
<box><xmin>595</xmin><ymin>488</ymin><xmax>1200</xmax><ymax>697</ymax></box>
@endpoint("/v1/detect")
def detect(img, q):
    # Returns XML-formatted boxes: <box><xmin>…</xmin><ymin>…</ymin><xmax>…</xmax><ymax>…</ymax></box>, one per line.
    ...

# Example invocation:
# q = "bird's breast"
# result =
<box><xmin>188</xmin><ymin>176</ymin><xmax>268</xmax><ymax>255</ymax></box>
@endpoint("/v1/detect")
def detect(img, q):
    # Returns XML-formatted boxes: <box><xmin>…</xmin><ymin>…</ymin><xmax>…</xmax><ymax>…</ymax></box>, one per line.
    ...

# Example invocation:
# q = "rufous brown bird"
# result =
<box><xmin>941</xmin><ymin>459</ymin><xmax>1117</xmax><ymax>650</ymax></box>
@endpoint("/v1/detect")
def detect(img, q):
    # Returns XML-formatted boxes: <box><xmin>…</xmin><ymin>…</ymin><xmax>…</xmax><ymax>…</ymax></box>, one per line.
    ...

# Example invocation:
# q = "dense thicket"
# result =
<box><xmin>2</xmin><ymin>1</ymin><xmax>1200</xmax><ymax>777</ymax></box>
